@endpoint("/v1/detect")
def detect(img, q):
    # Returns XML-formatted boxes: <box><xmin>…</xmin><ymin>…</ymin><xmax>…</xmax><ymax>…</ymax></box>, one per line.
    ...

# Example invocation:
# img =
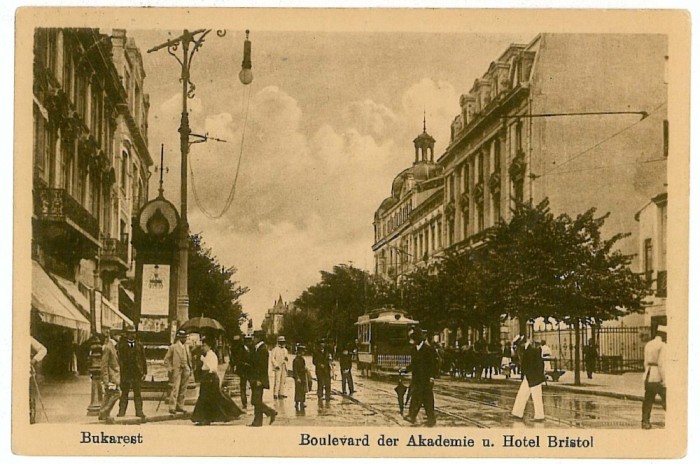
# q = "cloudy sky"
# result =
<box><xmin>130</xmin><ymin>30</ymin><xmax>533</xmax><ymax>327</ymax></box>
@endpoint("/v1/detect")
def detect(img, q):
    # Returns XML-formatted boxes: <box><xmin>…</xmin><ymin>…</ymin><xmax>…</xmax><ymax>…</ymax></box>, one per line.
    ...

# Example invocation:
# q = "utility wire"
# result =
<box><xmin>547</xmin><ymin>102</ymin><xmax>667</xmax><ymax>173</ymax></box>
<box><xmin>541</xmin><ymin>157</ymin><xmax>667</xmax><ymax>177</ymax></box>
<box><xmin>190</xmin><ymin>84</ymin><xmax>252</xmax><ymax>219</ymax></box>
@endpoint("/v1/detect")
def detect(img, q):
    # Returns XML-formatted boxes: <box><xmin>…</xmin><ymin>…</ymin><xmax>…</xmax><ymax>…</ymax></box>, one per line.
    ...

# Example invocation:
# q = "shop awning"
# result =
<box><xmin>52</xmin><ymin>273</ymin><xmax>133</xmax><ymax>331</ymax></box>
<box><xmin>101</xmin><ymin>296</ymin><xmax>133</xmax><ymax>330</ymax></box>
<box><xmin>31</xmin><ymin>261</ymin><xmax>90</xmax><ymax>332</ymax></box>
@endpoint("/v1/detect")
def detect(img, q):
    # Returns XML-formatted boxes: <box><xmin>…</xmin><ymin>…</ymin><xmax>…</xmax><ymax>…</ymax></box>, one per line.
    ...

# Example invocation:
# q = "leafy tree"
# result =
<box><xmin>187</xmin><ymin>233</ymin><xmax>249</xmax><ymax>340</ymax></box>
<box><xmin>282</xmin><ymin>308</ymin><xmax>321</xmax><ymax>347</ymax></box>
<box><xmin>294</xmin><ymin>264</ymin><xmax>400</xmax><ymax>347</ymax></box>
<box><xmin>486</xmin><ymin>199</ymin><xmax>651</xmax><ymax>384</ymax></box>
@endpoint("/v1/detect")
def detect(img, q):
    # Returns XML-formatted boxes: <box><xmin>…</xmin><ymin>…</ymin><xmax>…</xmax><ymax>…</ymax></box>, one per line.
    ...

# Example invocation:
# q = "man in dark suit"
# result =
<box><xmin>313</xmin><ymin>339</ymin><xmax>333</xmax><ymax>401</ymax></box>
<box><xmin>400</xmin><ymin>327</ymin><xmax>437</xmax><ymax>426</ymax></box>
<box><xmin>235</xmin><ymin>335</ymin><xmax>254</xmax><ymax>408</ymax></box>
<box><xmin>117</xmin><ymin>326</ymin><xmax>147</xmax><ymax>419</ymax></box>
<box><xmin>511</xmin><ymin>337</ymin><xmax>546</xmax><ymax>421</ymax></box>
<box><xmin>249</xmin><ymin>331</ymin><xmax>277</xmax><ymax>426</ymax></box>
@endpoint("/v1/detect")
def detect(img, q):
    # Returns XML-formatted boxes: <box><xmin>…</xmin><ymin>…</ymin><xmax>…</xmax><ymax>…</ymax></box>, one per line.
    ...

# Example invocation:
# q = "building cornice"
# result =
<box><xmin>438</xmin><ymin>85</ymin><xmax>530</xmax><ymax>165</ymax></box>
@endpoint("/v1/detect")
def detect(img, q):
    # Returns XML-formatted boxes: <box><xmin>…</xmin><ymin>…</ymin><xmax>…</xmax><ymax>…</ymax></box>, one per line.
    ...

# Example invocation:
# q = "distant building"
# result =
<box><xmin>262</xmin><ymin>295</ymin><xmax>297</xmax><ymax>338</ymax></box>
<box><xmin>373</xmin><ymin>33</ymin><xmax>668</xmax><ymax>345</ymax></box>
<box><xmin>373</xmin><ymin>118</ymin><xmax>443</xmax><ymax>280</ymax></box>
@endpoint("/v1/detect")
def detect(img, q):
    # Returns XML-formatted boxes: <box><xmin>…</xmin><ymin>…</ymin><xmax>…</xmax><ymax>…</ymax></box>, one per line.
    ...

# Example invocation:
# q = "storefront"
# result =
<box><xmin>31</xmin><ymin>261</ymin><xmax>90</xmax><ymax>378</ymax></box>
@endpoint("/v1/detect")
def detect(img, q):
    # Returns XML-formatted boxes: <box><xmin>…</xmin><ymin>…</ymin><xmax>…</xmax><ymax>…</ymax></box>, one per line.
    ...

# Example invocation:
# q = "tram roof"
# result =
<box><xmin>356</xmin><ymin>310</ymin><xmax>418</xmax><ymax>325</ymax></box>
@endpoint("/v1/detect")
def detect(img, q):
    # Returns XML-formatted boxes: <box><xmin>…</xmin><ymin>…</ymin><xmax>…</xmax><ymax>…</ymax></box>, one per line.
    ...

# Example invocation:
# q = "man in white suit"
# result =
<box><xmin>164</xmin><ymin>330</ymin><xmax>193</xmax><ymax>414</ymax></box>
<box><xmin>270</xmin><ymin>336</ymin><xmax>289</xmax><ymax>399</ymax></box>
<box><xmin>642</xmin><ymin>325</ymin><xmax>667</xmax><ymax>429</ymax></box>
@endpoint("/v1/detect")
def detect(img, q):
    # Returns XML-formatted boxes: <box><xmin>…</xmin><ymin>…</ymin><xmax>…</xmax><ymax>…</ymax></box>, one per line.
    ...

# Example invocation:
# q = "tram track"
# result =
<box><xmin>347</xmin><ymin>379</ymin><xmax>491</xmax><ymax>428</ymax></box>
<box><xmin>352</xmin><ymin>374</ymin><xmax>642</xmax><ymax>428</ymax></box>
<box><xmin>436</xmin><ymin>381</ymin><xmax>641</xmax><ymax>427</ymax></box>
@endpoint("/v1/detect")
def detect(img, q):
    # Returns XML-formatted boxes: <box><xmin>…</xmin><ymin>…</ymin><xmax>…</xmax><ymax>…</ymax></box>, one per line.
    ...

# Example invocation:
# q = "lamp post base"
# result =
<box><xmin>87</xmin><ymin>373</ymin><xmax>102</xmax><ymax>416</ymax></box>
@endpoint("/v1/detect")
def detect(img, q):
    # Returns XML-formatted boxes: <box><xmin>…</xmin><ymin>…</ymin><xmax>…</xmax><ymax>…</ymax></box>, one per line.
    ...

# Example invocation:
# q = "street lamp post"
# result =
<box><xmin>148</xmin><ymin>29</ymin><xmax>253</xmax><ymax>327</ymax></box>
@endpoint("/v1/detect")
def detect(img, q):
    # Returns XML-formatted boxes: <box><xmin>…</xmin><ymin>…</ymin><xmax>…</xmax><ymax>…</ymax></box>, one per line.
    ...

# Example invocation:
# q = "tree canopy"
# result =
<box><xmin>187</xmin><ymin>233</ymin><xmax>249</xmax><ymax>339</ymax></box>
<box><xmin>292</xmin><ymin>264</ymin><xmax>399</xmax><ymax>347</ymax></box>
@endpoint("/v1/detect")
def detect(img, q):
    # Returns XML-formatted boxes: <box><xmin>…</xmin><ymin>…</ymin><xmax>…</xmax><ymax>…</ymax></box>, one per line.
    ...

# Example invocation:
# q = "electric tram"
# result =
<box><xmin>355</xmin><ymin>307</ymin><xmax>418</xmax><ymax>375</ymax></box>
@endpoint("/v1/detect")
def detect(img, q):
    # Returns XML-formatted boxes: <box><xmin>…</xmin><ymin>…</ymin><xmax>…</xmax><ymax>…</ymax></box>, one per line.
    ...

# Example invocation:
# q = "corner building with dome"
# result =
<box><xmin>372</xmin><ymin>33</ymin><xmax>668</xmax><ymax>347</ymax></box>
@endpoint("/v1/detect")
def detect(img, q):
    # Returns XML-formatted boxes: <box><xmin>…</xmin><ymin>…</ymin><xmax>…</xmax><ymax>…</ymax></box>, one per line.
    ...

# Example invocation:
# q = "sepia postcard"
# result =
<box><xmin>12</xmin><ymin>7</ymin><xmax>690</xmax><ymax>458</ymax></box>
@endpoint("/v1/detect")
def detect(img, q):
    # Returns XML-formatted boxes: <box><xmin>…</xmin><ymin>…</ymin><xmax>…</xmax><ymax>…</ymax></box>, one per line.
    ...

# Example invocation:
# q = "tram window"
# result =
<box><xmin>375</xmin><ymin>325</ymin><xmax>410</xmax><ymax>345</ymax></box>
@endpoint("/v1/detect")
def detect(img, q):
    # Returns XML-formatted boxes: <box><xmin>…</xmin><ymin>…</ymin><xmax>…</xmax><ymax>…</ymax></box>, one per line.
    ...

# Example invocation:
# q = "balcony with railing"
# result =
<box><xmin>33</xmin><ymin>187</ymin><xmax>100</xmax><ymax>245</ymax></box>
<box><xmin>101</xmin><ymin>235</ymin><xmax>129</xmax><ymax>271</ymax></box>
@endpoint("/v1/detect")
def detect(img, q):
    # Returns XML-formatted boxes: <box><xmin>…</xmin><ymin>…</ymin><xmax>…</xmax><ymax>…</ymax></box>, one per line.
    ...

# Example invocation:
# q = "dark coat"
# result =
<box><xmin>236</xmin><ymin>345</ymin><xmax>252</xmax><ymax>377</ymax></box>
<box><xmin>117</xmin><ymin>338</ymin><xmax>147</xmax><ymax>381</ymax></box>
<box><xmin>313</xmin><ymin>348</ymin><xmax>332</xmax><ymax>374</ymax></box>
<box><xmin>339</xmin><ymin>352</ymin><xmax>353</xmax><ymax>370</ymax></box>
<box><xmin>250</xmin><ymin>343</ymin><xmax>270</xmax><ymax>389</ymax></box>
<box><xmin>521</xmin><ymin>344</ymin><xmax>546</xmax><ymax>387</ymax></box>
<box><xmin>406</xmin><ymin>342</ymin><xmax>439</xmax><ymax>386</ymax></box>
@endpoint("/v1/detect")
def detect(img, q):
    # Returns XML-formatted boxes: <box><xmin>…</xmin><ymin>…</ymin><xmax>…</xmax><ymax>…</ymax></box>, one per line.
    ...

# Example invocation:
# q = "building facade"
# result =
<box><xmin>262</xmin><ymin>295</ymin><xmax>298</xmax><ymax>339</ymax></box>
<box><xmin>31</xmin><ymin>28</ymin><xmax>152</xmax><ymax>377</ymax></box>
<box><xmin>373</xmin><ymin>121</ymin><xmax>444</xmax><ymax>281</ymax></box>
<box><xmin>635</xmin><ymin>192</ymin><xmax>667</xmax><ymax>330</ymax></box>
<box><xmin>372</xmin><ymin>34</ymin><xmax>668</xmax><ymax>344</ymax></box>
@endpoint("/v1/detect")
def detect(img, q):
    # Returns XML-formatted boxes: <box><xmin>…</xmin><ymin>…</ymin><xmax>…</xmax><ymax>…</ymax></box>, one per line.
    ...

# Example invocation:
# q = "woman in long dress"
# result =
<box><xmin>292</xmin><ymin>345</ymin><xmax>308</xmax><ymax>412</ymax></box>
<box><xmin>191</xmin><ymin>337</ymin><xmax>243</xmax><ymax>425</ymax></box>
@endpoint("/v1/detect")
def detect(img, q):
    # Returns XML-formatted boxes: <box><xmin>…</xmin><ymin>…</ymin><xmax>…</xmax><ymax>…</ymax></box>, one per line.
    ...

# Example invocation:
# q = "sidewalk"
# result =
<box><xmin>32</xmin><ymin>363</ymin><xmax>237</xmax><ymax>425</ymax></box>
<box><xmin>537</xmin><ymin>370</ymin><xmax>648</xmax><ymax>402</ymax></box>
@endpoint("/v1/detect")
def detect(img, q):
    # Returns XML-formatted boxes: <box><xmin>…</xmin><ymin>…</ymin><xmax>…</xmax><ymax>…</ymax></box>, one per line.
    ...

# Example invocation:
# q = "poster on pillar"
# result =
<box><xmin>140</xmin><ymin>264</ymin><xmax>170</xmax><ymax>317</ymax></box>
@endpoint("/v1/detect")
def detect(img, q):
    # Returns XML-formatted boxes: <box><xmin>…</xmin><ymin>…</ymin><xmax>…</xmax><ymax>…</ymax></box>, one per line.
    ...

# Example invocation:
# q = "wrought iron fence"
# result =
<box><xmin>533</xmin><ymin>325</ymin><xmax>647</xmax><ymax>374</ymax></box>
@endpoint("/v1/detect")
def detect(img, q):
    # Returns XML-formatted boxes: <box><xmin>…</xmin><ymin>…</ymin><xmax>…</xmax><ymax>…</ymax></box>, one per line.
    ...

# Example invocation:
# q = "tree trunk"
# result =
<box><xmin>574</xmin><ymin>319</ymin><xmax>581</xmax><ymax>386</ymax></box>
<box><xmin>518</xmin><ymin>317</ymin><xmax>527</xmax><ymax>338</ymax></box>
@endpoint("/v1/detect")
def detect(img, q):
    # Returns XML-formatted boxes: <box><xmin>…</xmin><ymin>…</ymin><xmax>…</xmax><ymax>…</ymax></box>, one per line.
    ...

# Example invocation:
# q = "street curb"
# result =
<box><xmin>543</xmin><ymin>384</ymin><xmax>645</xmax><ymax>402</ymax></box>
<box><xmin>106</xmin><ymin>412</ymin><xmax>191</xmax><ymax>425</ymax></box>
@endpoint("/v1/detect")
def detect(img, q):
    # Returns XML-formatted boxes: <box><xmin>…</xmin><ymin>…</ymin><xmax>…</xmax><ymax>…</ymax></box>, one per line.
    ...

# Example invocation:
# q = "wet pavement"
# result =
<box><xmin>33</xmin><ymin>359</ymin><xmax>665</xmax><ymax>429</ymax></box>
<box><xmin>157</xmin><ymin>362</ymin><xmax>665</xmax><ymax>429</ymax></box>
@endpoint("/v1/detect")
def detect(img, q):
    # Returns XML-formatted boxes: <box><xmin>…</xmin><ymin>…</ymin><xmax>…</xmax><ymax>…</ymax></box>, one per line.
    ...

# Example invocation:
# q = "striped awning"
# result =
<box><xmin>31</xmin><ymin>261</ymin><xmax>90</xmax><ymax>332</ymax></box>
<box><xmin>52</xmin><ymin>272</ymin><xmax>133</xmax><ymax>331</ymax></box>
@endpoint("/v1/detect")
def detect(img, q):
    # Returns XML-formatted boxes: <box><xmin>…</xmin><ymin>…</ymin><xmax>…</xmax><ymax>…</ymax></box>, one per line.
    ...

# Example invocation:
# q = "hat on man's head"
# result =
<box><xmin>233</xmin><ymin>335</ymin><xmax>241</xmax><ymax>341</ymax></box>
<box><xmin>656</xmin><ymin>325</ymin><xmax>667</xmax><ymax>334</ymax></box>
<box><xmin>277</xmin><ymin>336</ymin><xmax>286</xmax><ymax>343</ymax></box>
<box><xmin>176</xmin><ymin>329</ymin><xmax>188</xmax><ymax>338</ymax></box>
<box><xmin>126</xmin><ymin>326</ymin><xmax>136</xmax><ymax>333</ymax></box>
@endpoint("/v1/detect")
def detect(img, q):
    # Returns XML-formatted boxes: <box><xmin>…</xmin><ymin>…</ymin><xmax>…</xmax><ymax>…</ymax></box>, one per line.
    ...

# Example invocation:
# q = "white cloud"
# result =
<box><xmin>178</xmin><ymin>78</ymin><xmax>462</xmax><ymax>326</ymax></box>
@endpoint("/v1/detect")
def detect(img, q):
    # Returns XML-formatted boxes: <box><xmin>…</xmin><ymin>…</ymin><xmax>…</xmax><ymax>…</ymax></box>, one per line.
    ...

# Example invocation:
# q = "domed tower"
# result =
<box><xmin>412</xmin><ymin>114</ymin><xmax>436</xmax><ymax>164</ymax></box>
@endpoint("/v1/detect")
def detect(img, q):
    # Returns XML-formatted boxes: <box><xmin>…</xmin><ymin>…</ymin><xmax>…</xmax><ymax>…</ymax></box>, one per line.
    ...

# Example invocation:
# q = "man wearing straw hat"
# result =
<box><xmin>270</xmin><ymin>335</ymin><xmax>289</xmax><ymax>399</ymax></box>
<box><xmin>164</xmin><ymin>329</ymin><xmax>193</xmax><ymax>414</ymax></box>
<box><xmin>641</xmin><ymin>324</ymin><xmax>667</xmax><ymax>429</ymax></box>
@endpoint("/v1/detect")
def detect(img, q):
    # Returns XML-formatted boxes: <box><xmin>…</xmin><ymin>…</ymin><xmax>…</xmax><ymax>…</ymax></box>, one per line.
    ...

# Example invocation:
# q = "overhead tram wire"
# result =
<box><xmin>545</xmin><ymin>101</ymin><xmax>667</xmax><ymax>175</ymax></box>
<box><xmin>190</xmin><ymin>83</ymin><xmax>253</xmax><ymax>219</ymax></box>
<box><xmin>541</xmin><ymin>157</ymin><xmax>667</xmax><ymax>177</ymax></box>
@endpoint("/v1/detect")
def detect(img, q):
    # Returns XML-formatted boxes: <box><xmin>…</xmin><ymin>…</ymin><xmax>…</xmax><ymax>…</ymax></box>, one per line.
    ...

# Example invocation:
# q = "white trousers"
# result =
<box><xmin>273</xmin><ymin>365</ymin><xmax>287</xmax><ymax>396</ymax></box>
<box><xmin>512</xmin><ymin>377</ymin><xmax>544</xmax><ymax>420</ymax></box>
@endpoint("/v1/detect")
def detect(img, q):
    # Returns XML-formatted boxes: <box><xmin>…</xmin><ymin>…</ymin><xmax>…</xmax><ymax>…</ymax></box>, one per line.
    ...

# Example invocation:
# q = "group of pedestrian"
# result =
<box><xmin>98</xmin><ymin>327</ymin><xmax>147</xmax><ymax>422</ymax></box>
<box><xmin>94</xmin><ymin>321</ymin><xmax>666</xmax><ymax>430</ymax></box>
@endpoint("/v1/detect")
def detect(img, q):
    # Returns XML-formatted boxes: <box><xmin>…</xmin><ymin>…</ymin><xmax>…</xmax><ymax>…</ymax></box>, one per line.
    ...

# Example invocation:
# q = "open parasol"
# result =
<box><xmin>179</xmin><ymin>316</ymin><xmax>225</xmax><ymax>333</ymax></box>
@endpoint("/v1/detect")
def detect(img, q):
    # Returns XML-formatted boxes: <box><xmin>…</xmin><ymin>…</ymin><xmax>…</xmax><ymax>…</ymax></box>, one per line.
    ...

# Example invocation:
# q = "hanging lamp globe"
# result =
<box><xmin>239</xmin><ymin>30</ymin><xmax>253</xmax><ymax>85</ymax></box>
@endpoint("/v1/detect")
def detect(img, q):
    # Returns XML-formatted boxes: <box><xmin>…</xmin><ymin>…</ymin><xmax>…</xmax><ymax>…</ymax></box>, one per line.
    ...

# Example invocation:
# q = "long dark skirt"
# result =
<box><xmin>191</xmin><ymin>372</ymin><xmax>243</xmax><ymax>424</ymax></box>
